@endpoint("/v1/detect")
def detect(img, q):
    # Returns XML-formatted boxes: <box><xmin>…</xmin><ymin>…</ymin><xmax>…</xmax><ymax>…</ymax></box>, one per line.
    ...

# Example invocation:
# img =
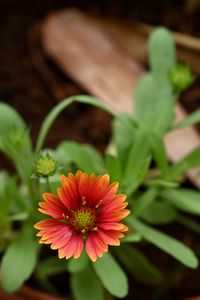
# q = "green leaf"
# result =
<box><xmin>114</xmin><ymin>245</ymin><xmax>164</xmax><ymax>285</ymax></box>
<box><xmin>141</xmin><ymin>201</ymin><xmax>177</xmax><ymax>224</ymax></box>
<box><xmin>122</xmin><ymin>232</ymin><xmax>142</xmax><ymax>243</ymax></box>
<box><xmin>0</xmin><ymin>103</ymin><xmax>33</xmax><ymax>184</ymax></box>
<box><xmin>149</xmin><ymin>133</ymin><xmax>169</xmax><ymax>176</ymax></box>
<box><xmin>134</xmin><ymin>73</ymin><xmax>174</xmax><ymax>134</ymax></box>
<box><xmin>4</xmin><ymin>212</ymin><xmax>29</xmax><ymax>222</ymax></box>
<box><xmin>35</xmin><ymin>95</ymin><xmax>114</xmax><ymax>154</ymax></box>
<box><xmin>170</xmin><ymin>147</ymin><xmax>200</xmax><ymax>179</ymax></box>
<box><xmin>128</xmin><ymin>217</ymin><xmax>198</xmax><ymax>268</ymax></box>
<box><xmin>149</xmin><ymin>27</ymin><xmax>176</xmax><ymax>84</ymax></box>
<box><xmin>134</xmin><ymin>73</ymin><xmax>156</xmax><ymax>125</ymax></box>
<box><xmin>161</xmin><ymin>188</ymin><xmax>200</xmax><ymax>215</ymax></box>
<box><xmin>38</xmin><ymin>256</ymin><xmax>67</xmax><ymax>277</ymax></box>
<box><xmin>105</xmin><ymin>153</ymin><xmax>121</xmax><ymax>183</ymax></box>
<box><xmin>0</xmin><ymin>223</ymin><xmax>39</xmax><ymax>292</ymax></box>
<box><xmin>56</xmin><ymin>141</ymin><xmax>105</xmax><ymax>174</ymax></box>
<box><xmin>134</xmin><ymin>187</ymin><xmax>159</xmax><ymax>217</ymax></box>
<box><xmin>68</xmin><ymin>250</ymin><xmax>89</xmax><ymax>274</ymax></box>
<box><xmin>175</xmin><ymin>108</ymin><xmax>200</xmax><ymax>129</ymax></box>
<box><xmin>124</xmin><ymin>129</ymin><xmax>151</xmax><ymax>195</ymax></box>
<box><xmin>6</xmin><ymin>177</ymin><xmax>30</xmax><ymax>213</ymax></box>
<box><xmin>93</xmin><ymin>252</ymin><xmax>128</xmax><ymax>298</ymax></box>
<box><xmin>134</xmin><ymin>28</ymin><xmax>176</xmax><ymax>135</ymax></box>
<box><xmin>0</xmin><ymin>102</ymin><xmax>25</xmax><ymax>135</ymax></box>
<box><xmin>145</xmin><ymin>178</ymin><xmax>179</xmax><ymax>188</ymax></box>
<box><xmin>148</xmin><ymin>28</ymin><xmax>176</xmax><ymax>134</ymax></box>
<box><xmin>177</xmin><ymin>214</ymin><xmax>200</xmax><ymax>234</ymax></box>
<box><xmin>0</xmin><ymin>172</ymin><xmax>10</xmax><ymax>217</ymax></box>
<box><xmin>112</xmin><ymin>114</ymin><xmax>136</xmax><ymax>167</ymax></box>
<box><xmin>71</xmin><ymin>266</ymin><xmax>104</xmax><ymax>300</ymax></box>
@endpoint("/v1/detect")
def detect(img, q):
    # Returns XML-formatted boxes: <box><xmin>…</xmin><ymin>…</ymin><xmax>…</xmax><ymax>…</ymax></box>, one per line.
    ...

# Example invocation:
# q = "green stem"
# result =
<box><xmin>46</xmin><ymin>177</ymin><xmax>51</xmax><ymax>193</ymax></box>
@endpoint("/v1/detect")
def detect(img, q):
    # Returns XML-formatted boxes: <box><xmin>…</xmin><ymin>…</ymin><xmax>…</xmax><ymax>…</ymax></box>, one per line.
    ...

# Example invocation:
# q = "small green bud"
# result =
<box><xmin>35</xmin><ymin>153</ymin><xmax>56</xmax><ymax>177</ymax></box>
<box><xmin>170</xmin><ymin>64</ymin><xmax>195</xmax><ymax>91</ymax></box>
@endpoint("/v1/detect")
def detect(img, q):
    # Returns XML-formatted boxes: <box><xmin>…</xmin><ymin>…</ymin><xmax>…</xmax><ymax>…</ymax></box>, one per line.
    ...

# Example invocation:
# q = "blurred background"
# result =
<box><xmin>0</xmin><ymin>0</ymin><xmax>199</xmax><ymax>147</ymax></box>
<box><xmin>1</xmin><ymin>1</ymin><xmax>200</xmax><ymax>300</ymax></box>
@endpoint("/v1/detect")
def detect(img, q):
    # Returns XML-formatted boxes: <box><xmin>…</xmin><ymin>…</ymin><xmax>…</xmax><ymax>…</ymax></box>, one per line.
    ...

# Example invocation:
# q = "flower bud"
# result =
<box><xmin>170</xmin><ymin>64</ymin><xmax>195</xmax><ymax>91</ymax></box>
<box><xmin>35</xmin><ymin>153</ymin><xmax>56</xmax><ymax>177</ymax></box>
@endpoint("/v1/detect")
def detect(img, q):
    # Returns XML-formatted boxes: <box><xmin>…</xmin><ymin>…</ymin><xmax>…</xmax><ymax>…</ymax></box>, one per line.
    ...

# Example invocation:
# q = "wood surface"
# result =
<box><xmin>41</xmin><ymin>9</ymin><xmax>200</xmax><ymax>188</ymax></box>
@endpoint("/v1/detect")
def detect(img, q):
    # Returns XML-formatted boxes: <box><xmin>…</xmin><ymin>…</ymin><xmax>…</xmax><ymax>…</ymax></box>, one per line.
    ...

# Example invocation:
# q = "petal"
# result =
<box><xmin>57</xmin><ymin>187</ymin><xmax>77</xmax><ymax>211</ymax></box>
<box><xmin>34</xmin><ymin>219</ymin><xmax>74</xmax><ymax>247</ymax></box>
<box><xmin>98</xmin><ymin>209</ymin><xmax>130</xmax><ymax>222</ymax></box>
<box><xmin>34</xmin><ymin>219</ymin><xmax>64</xmax><ymax>230</ymax></box>
<box><xmin>101</xmin><ymin>182</ymin><xmax>119</xmax><ymax>204</ymax></box>
<box><xmin>74</xmin><ymin>235</ymin><xmax>84</xmax><ymax>259</ymax></box>
<box><xmin>96</xmin><ymin>229</ymin><xmax>123</xmax><ymax>246</ymax></box>
<box><xmin>86</xmin><ymin>232</ymin><xmax>108</xmax><ymax>262</ymax></box>
<box><xmin>58</xmin><ymin>233</ymin><xmax>83</xmax><ymax>259</ymax></box>
<box><xmin>97</xmin><ymin>222</ymin><xmax>128</xmax><ymax>231</ymax></box>
<box><xmin>101</xmin><ymin>194</ymin><xmax>127</xmax><ymax>211</ymax></box>
<box><xmin>38</xmin><ymin>193</ymin><xmax>67</xmax><ymax>218</ymax></box>
<box><xmin>50</xmin><ymin>226</ymin><xmax>74</xmax><ymax>250</ymax></box>
<box><xmin>79</xmin><ymin>173</ymin><xmax>111</xmax><ymax>207</ymax></box>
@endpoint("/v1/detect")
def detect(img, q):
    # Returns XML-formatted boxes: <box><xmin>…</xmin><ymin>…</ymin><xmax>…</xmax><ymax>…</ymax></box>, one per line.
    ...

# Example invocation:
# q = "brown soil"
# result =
<box><xmin>0</xmin><ymin>1</ymin><xmax>200</xmax><ymax>300</ymax></box>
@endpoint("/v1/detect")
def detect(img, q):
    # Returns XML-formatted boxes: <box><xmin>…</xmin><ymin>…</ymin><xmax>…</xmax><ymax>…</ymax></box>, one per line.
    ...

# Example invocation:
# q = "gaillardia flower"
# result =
<box><xmin>34</xmin><ymin>171</ymin><xmax>130</xmax><ymax>262</ymax></box>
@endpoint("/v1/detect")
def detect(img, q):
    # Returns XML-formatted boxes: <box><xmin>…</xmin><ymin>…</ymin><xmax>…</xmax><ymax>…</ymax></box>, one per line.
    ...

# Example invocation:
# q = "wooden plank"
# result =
<box><xmin>41</xmin><ymin>10</ymin><xmax>200</xmax><ymax>188</ymax></box>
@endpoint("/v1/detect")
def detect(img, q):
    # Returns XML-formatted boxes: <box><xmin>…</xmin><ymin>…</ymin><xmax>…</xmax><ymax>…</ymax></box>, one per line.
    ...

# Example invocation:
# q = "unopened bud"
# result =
<box><xmin>35</xmin><ymin>153</ymin><xmax>56</xmax><ymax>177</ymax></box>
<box><xmin>170</xmin><ymin>64</ymin><xmax>195</xmax><ymax>91</ymax></box>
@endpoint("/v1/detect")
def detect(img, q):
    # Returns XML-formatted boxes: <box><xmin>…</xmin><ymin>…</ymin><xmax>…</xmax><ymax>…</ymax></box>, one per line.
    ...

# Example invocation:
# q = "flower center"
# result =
<box><xmin>70</xmin><ymin>207</ymin><xmax>96</xmax><ymax>234</ymax></box>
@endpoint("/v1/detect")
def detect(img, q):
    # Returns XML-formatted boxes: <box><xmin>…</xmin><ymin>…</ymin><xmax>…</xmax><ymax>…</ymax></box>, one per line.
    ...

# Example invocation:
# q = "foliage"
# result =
<box><xmin>0</xmin><ymin>27</ymin><xmax>200</xmax><ymax>300</ymax></box>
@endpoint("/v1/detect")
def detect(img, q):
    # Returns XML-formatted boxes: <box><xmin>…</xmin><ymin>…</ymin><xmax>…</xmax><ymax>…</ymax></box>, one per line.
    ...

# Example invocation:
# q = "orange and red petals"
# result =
<box><xmin>86</xmin><ymin>232</ymin><xmax>108</xmax><ymax>262</ymax></box>
<box><xmin>97</xmin><ymin>222</ymin><xmax>127</xmax><ymax>231</ymax></box>
<box><xmin>58</xmin><ymin>233</ymin><xmax>84</xmax><ymax>260</ymax></box>
<box><xmin>98</xmin><ymin>209</ymin><xmax>130</xmax><ymax>224</ymax></box>
<box><xmin>38</xmin><ymin>193</ymin><xmax>67</xmax><ymax>219</ymax></box>
<box><xmin>73</xmin><ymin>235</ymin><xmax>84</xmax><ymax>259</ymax></box>
<box><xmin>78</xmin><ymin>172</ymin><xmax>112</xmax><ymax>207</ymax></box>
<box><xmin>57</xmin><ymin>187</ymin><xmax>76</xmax><ymax>211</ymax></box>
<box><xmin>34</xmin><ymin>170</ymin><xmax>130</xmax><ymax>262</ymax></box>
<box><xmin>34</xmin><ymin>219</ymin><xmax>73</xmax><ymax>247</ymax></box>
<box><xmin>59</xmin><ymin>175</ymin><xmax>80</xmax><ymax>210</ymax></box>
<box><xmin>100</xmin><ymin>182</ymin><xmax>119</xmax><ymax>204</ymax></box>
<box><xmin>96</xmin><ymin>229</ymin><xmax>125</xmax><ymax>246</ymax></box>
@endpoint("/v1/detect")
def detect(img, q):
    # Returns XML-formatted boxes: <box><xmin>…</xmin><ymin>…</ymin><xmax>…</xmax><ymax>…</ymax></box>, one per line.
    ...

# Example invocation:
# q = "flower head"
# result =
<box><xmin>34</xmin><ymin>171</ymin><xmax>130</xmax><ymax>262</ymax></box>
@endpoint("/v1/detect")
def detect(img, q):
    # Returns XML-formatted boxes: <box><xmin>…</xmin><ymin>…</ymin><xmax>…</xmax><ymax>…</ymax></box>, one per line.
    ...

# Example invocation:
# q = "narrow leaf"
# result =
<box><xmin>149</xmin><ymin>27</ymin><xmax>176</xmax><ymax>83</ymax></box>
<box><xmin>38</xmin><ymin>256</ymin><xmax>67</xmax><ymax>277</ymax></box>
<box><xmin>105</xmin><ymin>153</ymin><xmax>121</xmax><ymax>183</ymax></box>
<box><xmin>149</xmin><ymin>133</ymin><xmax>169</xmax><ymax>176</ymax></box>
<box><xmin>68</xmin><ymin>250</ymin><xmax>89</xmax><ymax>274</ymax></box>
<box><xmin>177</xmin><ymin>214</ymin><xmax>200</xmax><ymax>234</ymax></box>
<box><xmin>1</xmin><ymin>224</ymin><xmax>39</xmax><ymax>292</ymax></box>
<box><xmin>71</xmin><ymin>266</ymin><xmax>104</xmax><ymax>300</ymax></box>
<box><xmin>134</xmin><ymin>187</ymin><xmax>159</xmax><ymax>217</ymax></box>
<box><xmin>128</xmin><ymin>217</ymin><xmax>198</xmax><ymax>268</ymax></box>
<box><xmin>122</xmin><ymin>232</ymin><xmax>142</xmax><ymax>243</ymax></box>
<box><xmin>141</xmin><ymin>201</ymin><xmax>177</xmax><ymax>224</ymax></box>
<box><xmin>161</xmin><ymin>188</ymin><xmax>200</xmax><ymax>215</ymax></box>
<box><xmin>93</xmin><ymin>253</ymin><xmax>128</xmax><ymax>298</ymax></box>
<box><xmin>170</xmin><ymin>147</ymin><xmax>200</xmax><ymax>179</ymax></box>
<box><xmin>112</xmin><ymin>113</ymin><xmax>136</xmax><ymax>167</ymax></box>
<box><xmin>124</xmin><ymin>129</ymin><xmax>151</xmax><ymax>195</ymax></box>
<box><xmin>36</xmin><ymin>95</ymin><xmax>114</xmax><ymax>154</ymax></box>
<box><xmin>56</xmin><ymin>141</ymin><xmax>105</xmax><ymax>174</ymax></box>
<box><xmin>114</xmin><ymin>245</ymin><xmax>164</xmax><ymax>285</ymax></box>
<box><xmin>175</xmin><ymin>109</ymin><xmax>200</xmax><ymax>129</ymax></box>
